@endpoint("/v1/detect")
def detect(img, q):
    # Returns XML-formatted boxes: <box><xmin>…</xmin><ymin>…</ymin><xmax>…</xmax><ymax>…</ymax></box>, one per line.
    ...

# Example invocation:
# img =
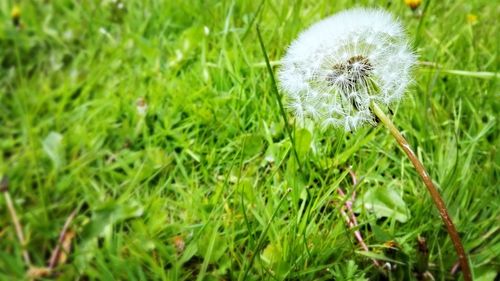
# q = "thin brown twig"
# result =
<box><xmin>48</xmin><ymin>208</ymin><xmax>78</xmax><ymax>269</ymax></box>
<box><xmin>337</xmin><ymin>169</ymin><xmax>381</xmax><ymax>268</ymax></box>
<box><xmin>348</xmin><ymin>169</ymin><xmax>358</xmax><ymax>186</ymax></box>
<box><xmin>1</xmin><ymin>177</ymin><xmax>32</xmax><ymax>267</ymax></box>
<box><xmin>450</xmin><ymin>261</ymin><xmax>460</xmax><ymax>275</ymax></box>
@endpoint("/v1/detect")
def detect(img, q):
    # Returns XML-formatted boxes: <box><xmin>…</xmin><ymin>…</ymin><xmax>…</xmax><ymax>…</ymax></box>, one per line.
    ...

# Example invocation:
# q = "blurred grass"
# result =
<box><xmin>0</xmin><ymin>0</ymin><xmax>498</xmax><ymax>280</ymax></box>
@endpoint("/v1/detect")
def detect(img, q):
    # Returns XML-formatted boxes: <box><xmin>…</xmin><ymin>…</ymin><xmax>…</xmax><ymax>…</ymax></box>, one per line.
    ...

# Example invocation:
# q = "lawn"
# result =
<box><xmin>0</xmin><ymin>0</ymin><xmax>498</xmax><ymax>280</ymax></box>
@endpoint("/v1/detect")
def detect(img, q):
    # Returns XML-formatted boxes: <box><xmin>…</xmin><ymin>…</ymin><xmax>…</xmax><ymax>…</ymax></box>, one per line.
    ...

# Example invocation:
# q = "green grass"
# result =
<box><xmin>0</xmin><ymin>0</ymin><xmax>498</xmax><ymax>280</ymax></box>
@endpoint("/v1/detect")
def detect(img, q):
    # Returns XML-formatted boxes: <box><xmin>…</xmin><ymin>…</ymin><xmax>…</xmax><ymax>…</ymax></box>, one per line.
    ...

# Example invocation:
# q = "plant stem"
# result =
<box><xmin>337</xmin><ymin>187</ymin><xmax>382</xmax><ymax>268</ymax></box>
<box><xmin>48</xmin><ymin>208</ymin><xmax>78</xmax><ymax>269</ymax></box>
<box><xmin>370</xmin><ymin>103</ymin><xmax>472</xmax><ymax>281</ymax></box>
<box><xmin>1</xmin><ymin>178</ymin><xmax>32</xmax><ymax>267</ymax></box>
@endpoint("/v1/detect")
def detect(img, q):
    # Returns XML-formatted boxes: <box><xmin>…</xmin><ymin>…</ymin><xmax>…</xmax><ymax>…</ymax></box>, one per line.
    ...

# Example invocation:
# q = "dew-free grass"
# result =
<box><xmin>0</xmin><ymin>1</ymin><xmax>498</xmax><ymax>280</ymax></box>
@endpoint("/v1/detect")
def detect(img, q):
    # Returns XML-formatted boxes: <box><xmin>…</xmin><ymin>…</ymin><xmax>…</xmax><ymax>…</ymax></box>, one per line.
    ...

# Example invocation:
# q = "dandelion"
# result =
<box><xmin>404</xmin><ymin>0</ymin><xmax>422</xmax><ymax>10</ymax></box>
<box><xmin>466</xmin><ymin>14</ymin><xmax>478</xmax><ymax>25</ymax></box>
<box><xmin>260</xmin><ymin>8</ymin><xmax>472</xmax><ymax>280</ymax></box>
<box><xmin>279</xmin><ymin>8</ymin><xmax>415</xmax><ymax>131</ymax></box>
<box><xmin>11</xmin><ymin>5</ymin><xmax>22</xmax><ymax>28</ymax></box>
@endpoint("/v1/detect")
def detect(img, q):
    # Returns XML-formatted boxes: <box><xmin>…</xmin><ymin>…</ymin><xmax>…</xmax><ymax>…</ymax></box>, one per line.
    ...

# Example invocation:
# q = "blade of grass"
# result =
<box><xmin>240</xmin><ymin>189</ymin><xmax>291</xmax><ymax>281</ymax></box>
<box><xmin>242</xmin><ymin>0</ymin><xmax>265</xmax><ymax>41</ymax></box>
<box><xmin>256</xmin><ymin>25</ymin><xmax>302</xmax><ymax>170</ymax></box>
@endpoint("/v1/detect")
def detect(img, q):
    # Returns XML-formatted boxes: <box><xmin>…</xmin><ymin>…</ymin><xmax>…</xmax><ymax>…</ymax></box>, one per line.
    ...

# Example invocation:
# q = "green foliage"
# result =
<box><xmin>358</xmin><ymin>185</ymin><xmax>411</xmax><ymax>223</ymax></box>
<box><xmin>0</xmin><ymin>0</ymin><xmax>498</xmax><ymax>280</ymax></box>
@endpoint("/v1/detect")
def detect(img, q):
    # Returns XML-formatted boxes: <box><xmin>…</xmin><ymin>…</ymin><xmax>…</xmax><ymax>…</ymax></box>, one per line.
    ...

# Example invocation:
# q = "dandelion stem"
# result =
<box><xmin>370</xmin><ymin>103</ymin><xmax>472</xmax><ymax>281</ymax></box>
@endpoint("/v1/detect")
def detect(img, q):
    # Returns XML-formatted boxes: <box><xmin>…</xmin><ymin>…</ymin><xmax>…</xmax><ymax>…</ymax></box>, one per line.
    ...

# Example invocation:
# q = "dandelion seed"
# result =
<box><xmin>279</xmin><ymin>8</ymin><xmax>416</xmax><ymax>131</ymax></box>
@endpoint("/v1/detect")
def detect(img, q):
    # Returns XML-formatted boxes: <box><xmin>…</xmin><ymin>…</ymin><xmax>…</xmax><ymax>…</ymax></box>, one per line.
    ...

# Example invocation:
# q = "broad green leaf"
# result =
<box><xmin>370</xmin><ymin>223</ymin><xmax>393</xmax><ymax>242</ymax></box>
<box><xmin>295</xmin><ymin>128</ymin><xmax>312</xmax><ymax>159</ymax></box>
<box><xmin>475</xmin><ymin>267</ymin><xmax>497</xmax><ymax>281</ymax></box>
<box><xmin>239</xmin><ymin>134</ymin><xmax>264</xmax><ymax>160</ymax></box>
<box><xmin>180</xmin><ymin>243</ymin><xmax>198</xmax><ymax>264</ymax></box>
<box><xmin>42</xmin><ymin>131</ymin><xmax>65</xmax><ymax>169</ymax></box>
<box><xmin>263</xmin><ymin>143</ymin><xmax>280</xmax><ymax>164</ymax></box>
<box><xmin>197</xmin><ymin>225</ymin><xmax>227</xmax><ymax>264</ymax></box>
<box><xmin>355</xmin><ymin>251</ymin><xmax>404</xmax><ymax>265</ymax></box>
<box><xmin>75</xmin><ymin>201</ymin><xmax>144</xmax><ymax>270</ymax></box>
<box><xmin>81</xmin><ymin>201</ymin><xmax>144</xmax><ymax>241</ymax></box>
<box><xmin>261</xmin><ymin>243</ymin><xmax>281</xmax><ymax>265</ymax></box>
<box><xmin>360</xmin><ymin>186</ymin><xmax>410</xmax><ymax>223</ymax></box>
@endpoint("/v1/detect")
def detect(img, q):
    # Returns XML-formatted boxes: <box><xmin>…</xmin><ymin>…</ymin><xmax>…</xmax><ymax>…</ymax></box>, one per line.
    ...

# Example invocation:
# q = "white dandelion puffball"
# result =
<box><xmin>279</xmin><ymin>8</ymin><xmax>416</xmax><ymax>131</ymax></box>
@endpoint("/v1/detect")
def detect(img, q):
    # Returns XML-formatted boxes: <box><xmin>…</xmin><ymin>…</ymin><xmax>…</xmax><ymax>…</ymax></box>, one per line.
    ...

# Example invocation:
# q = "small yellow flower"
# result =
<box><xmin>404</xmin><ymin>0</ymin><xmax>422</xmax><ymax>10</ymax></box>
<box><xmin>11</xmin><ymin>5</ymin><xmax>21</xmax><ymax>27</ymax></box>
<box><xmin>11</xmin><ymin>5</ymin><xmax>20</xmax><ymax>18</ymax></box>
<box><xmin>466</xmin><ymin>14</ymin><xmax>478</xmax><ymax>25</ymax></box>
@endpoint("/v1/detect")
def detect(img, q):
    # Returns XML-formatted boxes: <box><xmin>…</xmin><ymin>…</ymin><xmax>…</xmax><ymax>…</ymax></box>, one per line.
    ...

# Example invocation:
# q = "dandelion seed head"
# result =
<box><xmin>279</xmin><ymin>8</ymin><xmax>416</xmax><ymax>131</ymax></box>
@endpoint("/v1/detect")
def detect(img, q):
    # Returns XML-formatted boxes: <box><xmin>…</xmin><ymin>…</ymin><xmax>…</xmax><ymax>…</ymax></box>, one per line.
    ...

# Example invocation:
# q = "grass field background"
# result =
<box><xmin>0</xmin><ymin>0</ymin><xmax>498</xmax><ymax>280</ymax></box>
